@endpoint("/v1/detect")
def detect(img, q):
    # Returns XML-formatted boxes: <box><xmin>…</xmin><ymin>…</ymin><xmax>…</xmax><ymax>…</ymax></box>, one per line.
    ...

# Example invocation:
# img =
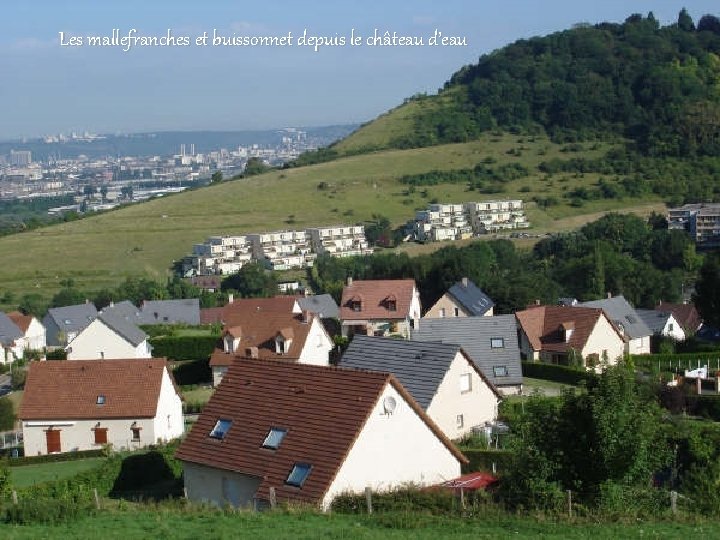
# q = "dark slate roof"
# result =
<box><xmin>98</xmin><ymin>311</ymin><xmax>147</xmax><ymax>347</ymax></box>
<box><xmin>298</xmin><ymin>294</ymin><xmax>339</xmax><ymax>319</ymax></box>
<box><xmin>411</xmin><ymin>315</ymin><xmax>523</xmax><ymax>388</ymax></box>
<box><xmin>580</xmin><ymin>296</ymin><xmax>652</xmax><ymax>340</ymax></box>
<box><xmin>45</xmin><ymin>303</ymin><xmax>98</xmax><ymax>334</ymax></box>
<box><xmin>101</xmin><ymin>301</ymin><xmax>139</xmax><ymax>320</ymax></box>
<box><xmin>447</xmin><ymin>279</ymin><xmax>494</xmax><ymax>316</ymax></box>
<box><xmin>636</xmin><ymin>309</ymin><xmax>672</xmax><ymax>335</ymax></box>
<box><xmin>0</xmin><ymin>312</ymin><xmax>22</xmax><ymax>346</ymax></box>
<box><xmin>341</xmin><ymin>335</ymin><xmax>469</xmax><ymax>409</ymax></box>
<box><xmin>138</xmin><ymin>299</ymin><xmax>201</xmax><ymax>325</ymax></box>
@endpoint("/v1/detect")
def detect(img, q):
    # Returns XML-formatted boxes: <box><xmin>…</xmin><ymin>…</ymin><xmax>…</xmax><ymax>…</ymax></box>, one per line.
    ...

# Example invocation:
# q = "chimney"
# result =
<box><xmin>302</xmin><ymin>310</ymin><xmax>311</xmax><ymax>324</ymax></box>
<box><xmin>246</xmin><ymin>346</ymin><xmax>259</xmax><ymax>359</ymax></box>
<box><xmin>462</xmin><ymin>277</ymin><xmax>469</xmax><ymax>287</ymax></box>
<box><xmin>347</xmin><ymin>276</ymin><xmax>353</xmax><ymax>286</ymax></box>
<box><xmin>535</xmin><ymin>299</ymin><xmax>541</xmax><ymax>306</ymax></box>
<box><xmin>228</xmin><ymin>293</ymin><xmax>234</xmax><ymax>305</ymax></box>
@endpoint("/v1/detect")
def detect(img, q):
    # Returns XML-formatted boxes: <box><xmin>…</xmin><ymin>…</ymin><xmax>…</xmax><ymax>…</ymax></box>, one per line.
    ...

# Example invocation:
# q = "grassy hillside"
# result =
<box><xmin>0</xmin><ymin>133</ymin><xmax>663</xmax><ymax>305</ymax></box>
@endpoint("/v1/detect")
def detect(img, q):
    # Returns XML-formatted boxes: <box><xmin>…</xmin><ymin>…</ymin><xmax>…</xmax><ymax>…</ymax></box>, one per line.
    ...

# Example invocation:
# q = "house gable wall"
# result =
<box><xmin>581</xmin><ymin>315</ymin><xmax>625</xmax><ymax>366</ymax></box>
<box><xmin>66</xmin><ymin>319</ymin><xmax>150</xmax><ymax>360</ymax></box>
<box><xmin>297</xmin><ymin>318</ymin><xmax>332</xmax><ymax>366</ymax></box>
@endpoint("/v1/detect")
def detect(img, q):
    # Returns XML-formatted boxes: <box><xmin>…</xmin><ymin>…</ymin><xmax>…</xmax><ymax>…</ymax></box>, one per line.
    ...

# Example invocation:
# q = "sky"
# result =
<box><xmin>0</xmin><ymin>1</ymin><xmax>718</xmax><ymax>140</ymax></box>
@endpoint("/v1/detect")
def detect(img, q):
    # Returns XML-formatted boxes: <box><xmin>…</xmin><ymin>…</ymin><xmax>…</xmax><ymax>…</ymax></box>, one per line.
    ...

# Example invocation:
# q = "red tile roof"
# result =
<box><xmin>340</xmin><ymin>279</ymin><xmax>417</xmax><ymax>321</ymax></box>
<box><xmin>201</xmin><ymin>296</ymin><xmax>300</xmax><ymax>325</ymax></box>
<box><xmin>175</xmin><ymin>359</ymin><xmax>466</xmax><ymax>506</ymax></box>
<box><xmin>19</xmin><ymin>358</ymin><xmax>175</xmax><ymax>420</ymax></box>
<box><xmin>515</xmin><ymin>305</ymin><xmax>623</xmax><ymax>354</ymax></box>
<box><xmin>655</xmin><ymin>302</ymin><xmax>702</xmax><ymax>334</ymax></box>
<box><xmin>7</xmin><ymin>311</ymin><xmax>33</xmax><ymax>334</ymax></box>
<box><xmin>209</xmin><ymin>312</ymin><xmax>316</xmax><ymax>367</ymax></box>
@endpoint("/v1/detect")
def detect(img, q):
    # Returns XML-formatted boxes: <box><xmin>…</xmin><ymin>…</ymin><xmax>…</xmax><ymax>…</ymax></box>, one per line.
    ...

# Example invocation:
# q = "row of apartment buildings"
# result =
<box><xmin>668</xmin><ymin>203</ymin><xmax>720</xmax><ymax>247</ymax></box>
<box><xmin>183</xmin><ymin>225</ymin><xmax>373</xmax><ymax>275</ymax></box>
<box><xmin>408</xmin><ymin>201</ymin><xmax>529</xmax><ymax>242</ymax></box>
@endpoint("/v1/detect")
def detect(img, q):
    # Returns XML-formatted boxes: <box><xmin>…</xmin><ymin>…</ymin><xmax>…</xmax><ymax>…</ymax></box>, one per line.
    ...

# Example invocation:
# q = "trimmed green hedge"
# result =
<box><xmin>171</xmin><ymin>359</ymin><xmax>211</xmax><ymax>386</ymax></box>
<box><xmin>149</xmin><ymin>335</ymin><xmax>219</xmax><ymax>361</ymax></box>
<box><xmin>521</xmin><ymin>361</ymin><xmax>595</xmax><ymax>386</ymax></box>
<box><xmin>461</xmin><ymin>449</ymin><xmax>513</xmax><ymax>474</ymax></box>
<box><xmin>6</xmin><ymin>449</ymin><xmax>105</xmax><ymax>467</ymax></box>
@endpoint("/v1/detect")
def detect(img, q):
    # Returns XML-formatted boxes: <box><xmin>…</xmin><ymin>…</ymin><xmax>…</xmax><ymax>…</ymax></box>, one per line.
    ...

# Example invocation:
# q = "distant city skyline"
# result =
<box><xmin>1</xmin><ymin>1</ymin><xmax>718</xmax><ymax>140</ymax></box>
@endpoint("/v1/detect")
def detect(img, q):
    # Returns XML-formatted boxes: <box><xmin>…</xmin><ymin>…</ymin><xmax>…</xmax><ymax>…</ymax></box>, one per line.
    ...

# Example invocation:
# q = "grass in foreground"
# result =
<box><xmin>9</xmin><ymin>458</ymin><xmax>106</xmax><ymax>488</ymax></box>
<box><xmin>1</xmin><ymin>506</ymin><xmax>719</xmax><ymax>540</ymax></box>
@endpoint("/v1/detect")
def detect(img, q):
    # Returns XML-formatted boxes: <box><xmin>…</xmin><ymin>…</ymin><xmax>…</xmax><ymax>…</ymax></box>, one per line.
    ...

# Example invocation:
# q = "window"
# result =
<box><xmin>286</xmin><ymin>463</ymin><xmax>312</xmax><ymax>487</ymax></box>
<box><xmin>460</xmin><ymin>373</ymin><xmax>472</xmax><ymax>393</ymax></box>
<box><xmin>439</xmin><ymin>308</ymin><xmax>445</xmax><ymax>318</ymax></box>
<box><xmin>131</xmin><ymin>426</ymin><xmax>141</xmax><ymax>441</ymax></box>
<box><xmin>96</xmin><ymin>395</ymin><xmax>106</xmax><ymax>405</ymax></box>
<box><xmin>94</xmin><ymin>427</ymin><xmax>108</xmax><ymax>445</ymax></box>
<box><xmin>262</xmin><ymin>427</ymin><xmax>287</xmax><ymax>450</ymax></box>
<box><xmin>454</xmin><ymin>307</ymin><xmax>460</xmax><ymax>317</ymax></box>
<box><xmin>456</xmin><ymin>414</ymin><xmax>464</xmax><ymax>429</ymax></box>
<box><xmin>209</xmin><ymin>419</ymin><xmax>232</xmax><ymax>440</ymax></box>
<box><xmin>668</xmin><ymin>323</ymin><xmax>674</xmax><ymax>332</ymax></box>
<box><xmin>493</xmin><ymin>366</ymin><xmax>509</xmax><ymax>377</ymax></box>
<box><xmin>490</xmin><ymin>337</ymin><xmax>504</xmax><ymax>349</ymax></box>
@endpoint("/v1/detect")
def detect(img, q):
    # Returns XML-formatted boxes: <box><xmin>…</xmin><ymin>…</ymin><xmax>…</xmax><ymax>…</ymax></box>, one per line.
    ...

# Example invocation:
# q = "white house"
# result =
<box><xmin>66</xmin><ymin>312</ymin><xmax>151</xmax><ymax>360</ymax></box>
<box><xmin>175</xmin><ymin>359</ymin><xmax>466</xmax><ymax>510</ymax></box>
<box><xmin>636</xmin><ymin>309</ymin><xmax>686</xmax><ymax>342</ymax></box>
<box><xmin>341</xmin><ymin>335</ymin><xmax>501</xmax><ymax>440</ymax></box>
<box><xmin>208</xmin><ymin>307</ymin><xmax>332</xmax><ymax>387</ymax></box>
<box><xmin>19</xmin><ymin>359</ymin><xmax>183</xmax><ymax>456</ymax></box>
<box><xmin>580</xmin><ymin>295</ymin><xmax>652</xmax><ymax>355</ymax></box>
<box><xmin>7</xmin><ymin>311</ymin><xmax>46</xmax><ymax>353</ymax></box>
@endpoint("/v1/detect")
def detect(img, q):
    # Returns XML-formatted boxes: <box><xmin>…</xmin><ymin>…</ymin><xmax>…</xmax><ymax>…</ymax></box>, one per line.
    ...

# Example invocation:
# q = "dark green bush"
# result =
<box><xmin>7</xmin><ymin>449</ymin><xmax>105</xmax><ymax>467</ymax></box>
<box><xmin>4</xmin><ymin>495</ymin><xmax>95</xmax><ymax>525</ymax></box>
<box><xmin>521</xmin><ymin>361</ymin><xmax>595</xmax><ymax>385</ymax></box>
<box><xmin>461</xmin><ymin>450</ymin><xmax>513</xmax><ymax>474</ymax></box>
<box><xmin>172</xmin><ymin>358</ymin><xmax>211</xmax><ymax>385</ymax></box>
<box><xmin>149</xmin><ymin>335</ymin><xmax>219</xmax><ymax>361</ymax></box>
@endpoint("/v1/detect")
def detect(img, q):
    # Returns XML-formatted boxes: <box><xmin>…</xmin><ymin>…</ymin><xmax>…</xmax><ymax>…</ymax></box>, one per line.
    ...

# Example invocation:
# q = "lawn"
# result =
<box><xmin>9</xmin><ymin>458</ymin><xmax>106</xmax><ymax>488</ymax></box>
<box><xmin>1</xmin><ymin>507</ymin><xmax>718</xmax><ymax>539</ymax></box>
<box><xmin>181</xmin><ymin>386</ymin><xmax>214</xmax><ymax>406</ymax></box>
<box><xmin>0</xmin><ymin>132</ymin><xmax>661</xmax><ymax>308</ymax></box>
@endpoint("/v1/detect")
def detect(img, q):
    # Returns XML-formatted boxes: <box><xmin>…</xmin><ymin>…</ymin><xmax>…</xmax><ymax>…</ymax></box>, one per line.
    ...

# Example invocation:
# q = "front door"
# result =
<box><xmin>45</xmin><ymin>428</ymin><xmax>61</xmax><ymax>453</ymax></box>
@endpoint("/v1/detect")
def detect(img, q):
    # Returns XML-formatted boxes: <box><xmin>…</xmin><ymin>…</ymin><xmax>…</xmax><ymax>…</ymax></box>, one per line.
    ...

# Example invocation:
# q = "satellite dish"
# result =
<box><xmin>383</xmin><ymin>396</ymin><xmax>397</xmax><ymax>415</ymax></box>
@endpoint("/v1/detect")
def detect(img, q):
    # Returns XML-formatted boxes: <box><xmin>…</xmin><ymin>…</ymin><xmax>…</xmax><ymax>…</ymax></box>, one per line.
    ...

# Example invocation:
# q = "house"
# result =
<box><xmin>636</xmin><ymin>309</ymin><xmax>686</xmax><ymax>342</ymax></box>
<box><xmin>190</xmin><ymin>275</ymin><xmax>222</xmax><ymax>293</ymax></box>
<box><xmin>339</xmin><ymin>278</ymin><xmax>421</xmax><ymax>339</ymax></box>
<box><xmin>0</xmin><ymin>312</ymin><xmax>23</xmax><ymax>364</ymax></box>
<box><xmin>655</xmin><ymin>301</ymin><xmax>702</xmax><ymax>336</ymax></box>
<box><xmin>43</xmin><ymin>302</ymin><xmax>98</xmax><ymax>347</ymax></box>
<box><xmin>424</xmin><ymin>277</ymin><xmax>494</xmax><ymax>319</ymax></box>
<box><xmin>138</xmin><ymin>299</ymin><xmax>201</xmax><ymax>325</ymax></box>
<box><xmin>411</xmin><ymin>315</ymin><xmax>523</xmax><ymax>395</ymax></box>
<box><xmin>19</xmin><ymin>358</ymin><xmax>183</xmax><ymax>455</ymax></box>
<box><xmin>515</xmin><ymin>305</ymin><xmax>625</xmax><ymax>368</ymax></box>
<box><xmin>175</xmin><ymin>359</ymin><xmax>466</xmax><ymax>510</ymax></box>
<box><xmin>208</xmin><ymin>309</ymin><xmax>332</xmax><ymax>387</ymax></box>
<box><xmin>340</xmin><ymin>335</ymin><xmax>500</xmax><ymax>440</ymax></box>
<box><xmin>580</xmin><ymin>295</ymin><xmax>652</xmax><ymax>355</ymax></box>
<box><xmin>66</xmin><ymin>311</ymin><xmax>152</xmax><ymax>360</ymax></box>
<box><xmin>7</xmin><ymin>311</ymin><xmax>46</xmax><ymax>353</ymax></box>
<box><xmin>201</xmin><ymin>295</ymin><xmax>302</xmax><ymax>325</ymax></box>
<box><xmin>297</xmin><ymin>294</ymin><xmax>339</xmax><ymax>320</ymax></box>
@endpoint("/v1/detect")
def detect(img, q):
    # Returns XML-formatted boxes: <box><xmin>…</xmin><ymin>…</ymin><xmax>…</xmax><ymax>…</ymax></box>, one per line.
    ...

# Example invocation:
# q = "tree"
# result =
<box><xmin>211</xmin><ymin>171</ymin><xmax>223</xmax><ymax>183</ymax></box>
<box><xmin>243</xmin><ymin>158</ymin><xmax>270</xmax><ymax>177</ymax></box>
<box><xmin>100</xmin><ymin>185</ymin><xmax>108</xmax><ymax>202</ymax></box>
<box><xmin>677</xmin><ymin>8</ymin><xmax>696</xmax><ymax>31</ymax></box>
<box><xmin>51</xmin><ymin>287</ymin><xmax>86</xmax><ymax>308</ymax></box>
<box><xmin>697</xmin><ymin>14</ymin><xmax>720</xmax><ymax>34</ymax></box>
<box><xmin>18</xmin><ymin>293</ymin><xmax>47</xmax><ymax>316</ymax></box>
<box><xmin>0</xmin><ymin>396</ymin><xmax>15</xmax><ymax>431</ymax></box>
<box><xmin>120</xmin><ymin>185</ymin><xmax>134</xmax><ymax>200</ymax></box>
<box><xmin>221</xmin><ymin>263</ymin><xmax>277</xmax><ymax>298</ymax></box>
<box><xmin>694</xmin><ymin>254</ymin><xmax>720</xmax><ymax>327</ymax></box>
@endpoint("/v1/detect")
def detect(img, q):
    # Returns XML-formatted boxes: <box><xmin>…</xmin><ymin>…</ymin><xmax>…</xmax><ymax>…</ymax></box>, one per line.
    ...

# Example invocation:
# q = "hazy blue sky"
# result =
<box><xmin>0</xmin><ymin>1</ymin><xmax>717</xmax><ymax>139</ymax></box>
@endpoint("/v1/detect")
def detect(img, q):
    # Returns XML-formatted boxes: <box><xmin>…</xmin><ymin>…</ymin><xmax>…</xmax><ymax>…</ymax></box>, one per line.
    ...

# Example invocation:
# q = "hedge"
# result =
<box><xmin>461</xmin><ymin>449</ymin><xmax>513</xmax><ymax>474</ymax></box>
<box><xmin>521</xmin><ymin>361</ymin><xmax>595</xmax><ymax>386</ymax></box>
<box><xmin>686</xmin><ymin>395</ymin><xmax>720</xmax><ymax>422</ymax></box>
<box><xmin>171</xmin><ymin>358</ymin><xmax>211</xmax><ymax>386</ymax></box>
<box><xmin>149</xmin><ymin>335</ymin><xmax>219</xmax><ymax>361</ymax></box>
<box><xmin>633</xmin><ymin>353</ymin><xmax>720</xmax><ymax>372</ymax></box>
<box><xmin>6</xmin><ymin>449</ymin><xmax>106</xmax><ymax>468</ymax></box>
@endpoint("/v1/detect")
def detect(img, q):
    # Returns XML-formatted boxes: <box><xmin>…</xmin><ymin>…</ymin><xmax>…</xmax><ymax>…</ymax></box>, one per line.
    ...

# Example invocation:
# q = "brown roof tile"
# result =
<box><xmin>340</xmin><ymin>279</ymin><xmax>417</xmax><ymax>321</ymax></box>
<box><xmin>19</xmin><ymin>358</ymin><xmax>174</xmax><ymax>420</ymax></box>
<box><xmin>201</xmin><ymin>296</ymin><xmax>300</xmax><ymax>325</ymax></box>
<box><xmin>7</xmin><ymin>311</ymin><xmax>33</xmax><ymax>334</ymax></box>
<box><xmin>655</xmin><ymin>302</ymin><xmax>702</xmax><ymax>333</ymax></box>
<box><xmin>175</xmin><ymin>359</ymin><xmax>466</xmax><ymax>506</ymax></box>
<box><xmin>516</xmin><ymin>305</ymin><xmax>623</xmax><ymax>354</ymax></box>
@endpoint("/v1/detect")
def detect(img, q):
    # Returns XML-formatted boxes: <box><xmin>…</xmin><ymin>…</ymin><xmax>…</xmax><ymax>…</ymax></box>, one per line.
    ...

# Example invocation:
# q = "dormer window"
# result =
<box><xmin>559</xmin><ymin>322</ymin><xmax>574</xmax><ymax>342</ymax></box>
<box><xmin>349</xmin><ymin>295</ymin><xmax>362</xmax><ymax>312</ymax></box>
<box><xmin>275</xmin><ymin>329</ymin><xmax>294</xmax><ymax>354</ymax></box>
<box><xmin>224</xmin><ymin>335</ymin><xmax>234</xmax><ymax>353</ymax></box>
<box><xmin>385</xmin><ymin>294</ymin><xmax>397</xmax><ymax>312</ymax></box>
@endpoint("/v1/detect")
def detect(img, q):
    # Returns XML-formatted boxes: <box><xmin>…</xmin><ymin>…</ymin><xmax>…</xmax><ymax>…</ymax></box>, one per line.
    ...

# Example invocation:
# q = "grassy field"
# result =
<box><xmin>1</xmin><ymin>507</ymin><xmax>718</xmax><ymax>539</ymax></box>
<box><xmin>9</xmin><ymin>458</ymin><xmax>106</xmax><ymax>488</ymax></box>
<box><xmin>181</xmin><ymin>386</ymin><xmax>213</xmax><ymax>405</ymax></box>
<box><xmin>0</xmin><ymin>132</ymin><xmax>663</xmax><ymax>307</ymax></box>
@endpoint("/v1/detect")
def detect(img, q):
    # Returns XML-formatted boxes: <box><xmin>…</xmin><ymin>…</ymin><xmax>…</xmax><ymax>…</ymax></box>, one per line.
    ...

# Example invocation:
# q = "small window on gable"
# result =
<box><xmin>460</xmin><ymin>373</ymin><xmax>472</xmax><ymax>393</ymax></box>
<box><xmin>493</xmin><ymin>365</ymin><xmax>509</xmax><ymax>377</ymax></box>
<box><xmin>286</xmin><ymin>462</ymin><xmax>312</xmax><ymax>487</ymax></box>
<box><xmin>96</xmin><ymin>395</ymin><xmax>106</xmax><ymax>405</ymax></box>
<box><xmin>456</xmin><ymin>414</ymin><xmax>464</xmax><ymax>429</ymax></box>
<box><xmin>262</xmin><ymin>427</ymin><xmax>287</xmax><ymax>450</ymax></box>
<box><xmin>439</xmin><ymin>308</ymin><xmax>446</xmax><ymax>318</ymax></box>
<box><xmin>668</xmin><ymin>323</ymin><xmax>674</xmax><ymax>332</ymax></box>
<box><xmin>130</xmin><ymin>426</ymin><xmax>141</xmax><ymax>441</ymax></box>
<box><xmin>490</xmin><ymin>337</ymin><xmax>504</xmax><ymax>349</ymax></box>
<box><xmin>210</xmin><ymin>419</ymin><xmax>232</xmax><ymax>440</ymax></box>
<box><xmin>454</xmin><ymin>307</ymin><xmax>460</xmax><ymax>317</ymax></box>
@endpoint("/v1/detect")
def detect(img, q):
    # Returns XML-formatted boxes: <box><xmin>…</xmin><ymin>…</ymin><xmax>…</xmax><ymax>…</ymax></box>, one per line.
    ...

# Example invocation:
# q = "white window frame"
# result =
<box><xmin>460</xmin><ymin>373</ymin><xmax>472</xmax><ymax>393</ymax></box>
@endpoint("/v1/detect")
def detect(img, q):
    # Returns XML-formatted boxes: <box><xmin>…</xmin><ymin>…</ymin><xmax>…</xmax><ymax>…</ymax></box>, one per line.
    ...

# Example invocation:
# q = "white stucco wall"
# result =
<box><xmin>23</xmin><ymin>416</ymin><xmax>157</xmax><ymax>456</ymax></box>
<box><xmin>66</xmin><ymin>319</ymin><xmax>151</xmax><ymax>360</ymax></box>
<box><xmin>662</xmin><ymin>315</ymin><xmax>686</xmax><ymax>341</ymax></box>
<box><xmin>183</xmin><ymin>462</ymin><xmax>261</xmax><ymax>508</ymax></box>
<box><xmin>321</xmin><ymin>382</ymin><xmax>462</xmax><ymax>510</ymax></box>
<box><xmin>297</xmin><ymin>318</ymin><xmax>332</xmax><ymax>366</ymax></box>
<box><xmin>426</xmin><ymin>352</ymin><xmax>499</xmax><ymax>440</ymax></box>
<box><xmin>212</xmin><ymin>366</ymin><xmax>228</xmax><ymax>388</ymax></box>
<box><xmin>152</xmin><ymin>367</ymin><xmax>185</xmax><ymax>442</ymax></box>
<box><xmin>581</xmin><ymin>315</ymin><xmax>625</xmax><ymax>366</ymax></box>
<box><xmin>22</xmin><ymin>318</ymin><xmax>46</xmax><ymax>351</ymax></box>
<box><xmin>424</xmin><ymin>294</ymin><xmax>494</xmax><ymax>319</ymax></box>
<box><xmin>627</xmin><ymin>335</ymin><xmax>651</xmax><ymax>355</ymax></box>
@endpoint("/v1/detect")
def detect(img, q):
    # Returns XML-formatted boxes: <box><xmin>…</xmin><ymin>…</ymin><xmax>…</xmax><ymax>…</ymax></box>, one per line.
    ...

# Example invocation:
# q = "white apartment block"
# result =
<box><xmin>247</xmin><ymin>230</ymin><xmax>316</xmax><ymax>271</ymax></box>
<box><xmin>191</xmin><ymin>235</ymin><xmax>254</xmax><ymax>275</ymax></box>
<box><xmin>463</xmin><ymin>200</ymin><xmax>529</xmax><ymax>233</ymax></box>
<box><xmin>668</xmin><ymin>203</ymin><xmax>720</xmax><ymax>247</ymax></box>
<box><xmin>308</xmin><ymin>225</ymin><xmax>374</xmax><ymax>258</ymax></box>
